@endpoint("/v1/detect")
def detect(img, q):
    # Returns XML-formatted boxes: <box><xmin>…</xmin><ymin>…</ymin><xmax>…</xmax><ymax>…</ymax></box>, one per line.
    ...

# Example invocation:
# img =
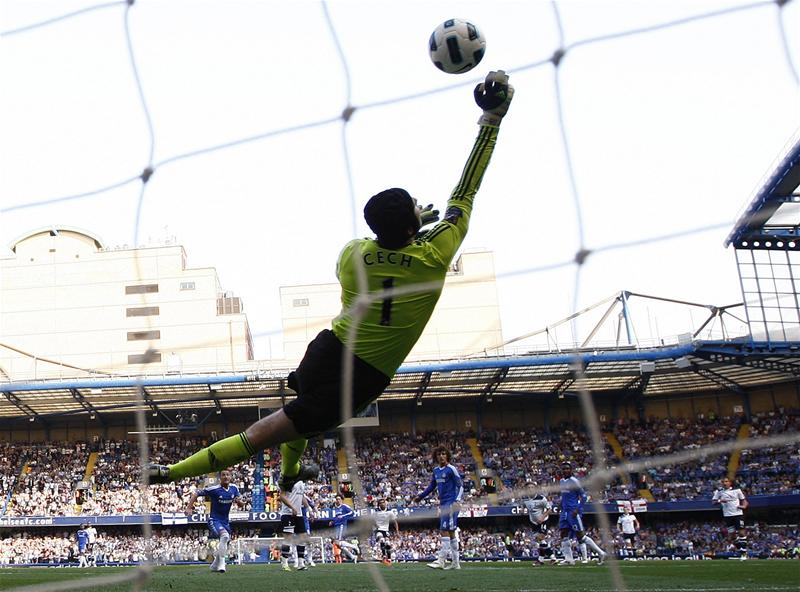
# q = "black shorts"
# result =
<box><xmin>281</xmin><ymin>514</ymin><xmax>308</xmax><ymax>535</ymax></box>
<box><xmin>532</xmin><ymin>517</ymin><xmax>549</xmax><ymax>534</ymax></box>
<box><xmin>623</xmin><ymin>532</ymin><xmax>636</xmax><ymax>542</ymax></box>
<box><xmin>283</xmin><ymin>329</ymin><xmax>391</xmax><ymax>436</ymax></box>
<box><xmin>725</xmin><ymin>515</ymin><xmax>745</xmax><ymax>531</ymax></box>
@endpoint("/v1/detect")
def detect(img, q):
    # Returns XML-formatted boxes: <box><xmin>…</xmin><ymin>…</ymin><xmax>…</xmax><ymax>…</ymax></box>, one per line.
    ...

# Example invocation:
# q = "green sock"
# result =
<box><xmin>168</xmin><ymin>432</ymin><xmax>256</xmax><ymax>481</ymax></box>
<box><xmin>280</xmin><ymin>438</ymin><xmax>308</xmax><ymax>477</ymax></box>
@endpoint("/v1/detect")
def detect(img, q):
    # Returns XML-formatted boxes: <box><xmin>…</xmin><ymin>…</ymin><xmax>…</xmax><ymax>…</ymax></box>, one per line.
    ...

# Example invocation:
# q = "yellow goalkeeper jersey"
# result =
<box><xmin>332</xmin><ymin>124</ymin><xmax>500</xmax><ymax>377</ymax></box>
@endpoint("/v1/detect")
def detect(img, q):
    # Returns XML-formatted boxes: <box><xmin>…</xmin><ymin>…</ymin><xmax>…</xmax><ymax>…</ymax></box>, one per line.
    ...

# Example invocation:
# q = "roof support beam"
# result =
<box><xmin>694</xmin><ymin>351</ymin><xmax>800</xmax><ymax>376</ymax></box>
<box><xmin>692</xmin><ymin>366</ymin><xmax>746</xmax><ymax>395</ymax></box>
<box><xmin>278</xmin><ymin>379</ymin><xmax>286</xmax><ymax>406</ymax></box>
<box><xmin>414</xmin><ymin>372</ymin><xmax>432</xmax><ymax>406</ymax></box>
<box><xmin>208</xmin><ymin>385</ymin><xmax>224</xmax><ymax>417</ymax></box>
<box><xmin>480</xmin><ymin>367</ymin><xmax>509</xmax><ymax>403</ymax></box>
<box><xmin>638</xmin><ymin>372</ymin><xmax>652</xmax><ymax>394</ymax></box>
<box><xmin>691</xmin><ymin>365</ymin><xmax>751</xmax><ymax>420</ymax></box>
<box><xmin>617</xmin><ymin>370</ymin><xmax>651</xmax><ymax>421</ymax></box>
<box><xmin>140</xmin><ymin>386</ymin><xmax>162</xmax><ymax>418</ymax></box>
<box><xmin>552</xmin><ymin>373</ymin><xmax>575</xmax><ymax>396</ymax></box>
<box><xmin>2</xmin><ymin>392</ymin><xmax>46</xmax><ymax>425</ymax></box>
<box><xmin>69</xmin><ymin>388</ymin><xmax>106</xmax><ymax>424</ymax></box>
<box><xmin>557</xmin><ymin>359</ymin><xmax>588</xmax><ymax>399</ymax></box>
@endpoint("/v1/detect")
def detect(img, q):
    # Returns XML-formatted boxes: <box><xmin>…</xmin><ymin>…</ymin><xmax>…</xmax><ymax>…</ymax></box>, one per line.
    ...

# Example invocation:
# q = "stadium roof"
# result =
<box><xmin>725</xmin><ymin>132</ymin><xmax>800</xmax><ymax>249</ymax></box>
<box><xmin>0</xmin><ymin>340</ymin><xmax>798</xmax><ymax>423</ymax></box>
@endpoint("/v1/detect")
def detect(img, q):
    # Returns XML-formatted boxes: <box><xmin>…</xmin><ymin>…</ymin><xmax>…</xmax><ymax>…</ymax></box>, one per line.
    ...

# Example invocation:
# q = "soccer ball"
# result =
<box><xmin>428</xmin><ymin>19</ymin><xmax>486</xmax><ymax>74</ymax></box>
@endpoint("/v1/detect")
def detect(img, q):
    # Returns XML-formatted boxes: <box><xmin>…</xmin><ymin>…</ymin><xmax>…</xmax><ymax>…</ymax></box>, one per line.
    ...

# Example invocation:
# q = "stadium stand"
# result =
<box><xmin>1</xmin><ymin>521</ymin><xmax>798</xmax><ymax>566</ymax></box>
<box><xmin>0</xmin><ymin>409</ymin><xmax>796</xmax><ymax>519</ymax></box>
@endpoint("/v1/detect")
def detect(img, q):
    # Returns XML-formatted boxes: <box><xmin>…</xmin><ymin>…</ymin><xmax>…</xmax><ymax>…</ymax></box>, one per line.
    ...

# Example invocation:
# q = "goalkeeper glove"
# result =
<box><xmin>474</xmin><ymin>70</ymin><xmax>514</xmax><ymax>127</ymax></box>
<box><xmin>415</xmin><ymin>204</ymin><xmax>440</xmax><ymax>238</ymax></box>
<box><xmin>420</xmin><ymin>203</ymin><xmax>439</xmax><ymax>228</ymax></box>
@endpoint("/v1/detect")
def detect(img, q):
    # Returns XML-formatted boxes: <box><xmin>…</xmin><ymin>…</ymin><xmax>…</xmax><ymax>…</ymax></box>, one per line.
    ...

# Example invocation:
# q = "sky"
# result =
<box><xmin>1</xmin><ymin>0</ymin><xmax>799</xmax><ymax>362</ymax></box>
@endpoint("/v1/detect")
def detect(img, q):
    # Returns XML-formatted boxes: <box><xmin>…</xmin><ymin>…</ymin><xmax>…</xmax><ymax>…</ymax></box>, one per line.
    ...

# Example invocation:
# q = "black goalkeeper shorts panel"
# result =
<box><xmin>283</xmin><ymin>329</ymin><xmax>391</xmax><ymax>436</ymax></box>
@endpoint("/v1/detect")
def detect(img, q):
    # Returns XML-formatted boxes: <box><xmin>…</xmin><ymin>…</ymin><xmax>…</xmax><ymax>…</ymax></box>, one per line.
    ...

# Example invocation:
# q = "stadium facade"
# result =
<box><xmin>0</xmin><ymin>227</ymin><xmax>253</xmax><ymax>379</ymax></box>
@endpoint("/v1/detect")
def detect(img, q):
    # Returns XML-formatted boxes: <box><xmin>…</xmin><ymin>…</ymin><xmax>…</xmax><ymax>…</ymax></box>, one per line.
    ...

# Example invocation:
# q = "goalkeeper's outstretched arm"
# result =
<box><xmin>420</xmin><ymin>70</ymin><xmax>514</xmax><ymax>266</ymax></box>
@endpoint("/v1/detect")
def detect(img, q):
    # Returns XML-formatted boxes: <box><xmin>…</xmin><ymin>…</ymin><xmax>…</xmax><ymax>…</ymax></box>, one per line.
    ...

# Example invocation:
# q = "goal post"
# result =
<box><xmin>235</xmin><ymin>536</ymin><xmax>326</xmax><ymax>565</ymax></box>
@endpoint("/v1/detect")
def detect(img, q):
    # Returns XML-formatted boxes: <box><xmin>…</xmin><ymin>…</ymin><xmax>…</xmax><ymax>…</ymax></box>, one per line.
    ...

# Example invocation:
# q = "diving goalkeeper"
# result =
<box><xmin>150</xmin><ymin>70</ymin><xmax>515</xmax><ymax>487</ymax></box>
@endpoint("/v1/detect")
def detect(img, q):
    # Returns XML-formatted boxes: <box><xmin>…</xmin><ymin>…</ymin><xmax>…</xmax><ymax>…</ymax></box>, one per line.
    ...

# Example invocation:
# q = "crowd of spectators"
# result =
<box><xmin>613</xmin><ymin>414</ymin><xmax>740</xmax><ymax>500</ymax></box>
<box><xmin>1</xmin><ymin>520</ymin><xmax>797</xmax><ymax>565</ymax></box>
<box><xmin>315</xmin><ymin>441</ymin><xmax>339</xmax><ymax>485</ymax></box>
<box><xmin>0</xmin><ymin>533</ymin><xmax>74</xmax><ymax>565</ymax></box>
<box><xmin>637</xmin><ymin>520</ymin><xmax>800</xmax><ymax>558</ymax></box>
<box><xmin>391</xmin><ymin>526</ymin><xmax>509</xmax><ymax>561</ymax></box>
<box><xmin>352</xmin><ymin>431</ymin><xmax>478</xmax><ymax>508</ymax></box>
<box><xmin>86</xmin><ymin>437</ymin><xmax>258</xmax><ymax>515</ymax></box>
<box><xmin>737</xmin><ymin>409</ymin><xmax>800</xmax><ymax>495</ymax></box>
<box><xmin>619</xmin><ymin>409</ymin><xmax>800</xmax><ymax>500</ymax></box>
<box><xmin>0</xmin><ymin>409</ymin><xmax>797</xmax><ymax>517</ymax></box>
<box><xmin>0</xmin><ymin>529</ymin><xmax>210</xmax><ymax>565</ymax></box>
<box><xmin>0</xmin><ymin>444</ymin><xmax>23</xmax><ymax>512</ymax></box>
<box><xmin>6</xmin><ymin>442</ymin><xmax>89</xmax><ymax>517</ymax></box>
<box><xmin>389</xmin><ymin>521</ymin><xmax>800</xmax><ymax>562</ymax></box>
<box><xmin>477</xmin><ymin>424</ymin><xmax>624</xmax><ymax>501</ymax></box>
<box><xmin>2</xmin><ymin>438</ymin><xmax>263</xmax><ymax>517</ymax></box>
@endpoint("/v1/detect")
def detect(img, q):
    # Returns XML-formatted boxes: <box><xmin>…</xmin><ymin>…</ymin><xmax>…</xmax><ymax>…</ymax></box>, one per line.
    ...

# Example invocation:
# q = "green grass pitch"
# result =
<box><xmin>1</xmin><ymin>561</ymin><xmax>796</xmax><ymax>591</ymax></box>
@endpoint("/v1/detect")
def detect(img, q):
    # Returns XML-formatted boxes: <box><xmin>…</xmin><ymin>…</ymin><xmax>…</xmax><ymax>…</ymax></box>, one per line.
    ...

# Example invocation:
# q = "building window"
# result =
<box><xmin>127</xmin><ymin>330</ymin><xmax>161</xmax><ymax>341</ymax></box>
<box><xmin>180</xmin><ymin>281</ymin><xmax>196</xmax><ymax>291</ymax></box>
<box><xmin>125</xmin><ymin>284</ymin><xmax>159</xmax><ymax>295</ymax></box>
<box><xmin>128</xmin><ymin>352</ymin><xmax>162</xmax><ymax>364</ymax></box>
<box><xmin>217</xmin><ymin>296</ymin><xmax>242</xmax><ymax>315</ymax></box>
<box><xmin>126</xmin><ymin>306</ymin><xmax>160</xmax><ymax>317</ymax></box>
<box><xmin>293</xmin><ymin>298</ymin><xmax>309</xmax><ymax>307</ymax></box>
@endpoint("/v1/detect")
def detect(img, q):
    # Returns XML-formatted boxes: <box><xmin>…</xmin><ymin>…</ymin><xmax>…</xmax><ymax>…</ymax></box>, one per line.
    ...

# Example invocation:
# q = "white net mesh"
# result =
<box><xmin>1</xmin><ymin>1</ymin><xmax>799</xmax><ymax>590</ymax></box>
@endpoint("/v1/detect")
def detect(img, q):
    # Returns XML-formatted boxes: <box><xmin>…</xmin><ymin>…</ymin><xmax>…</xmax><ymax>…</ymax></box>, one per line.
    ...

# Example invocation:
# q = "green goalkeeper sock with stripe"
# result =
<box><xmin>168</xmin><ymin>432</ymin><xmax>255</xmax><ymax>480</ymax></box>
<box><xmin>280</xmin><ymin>438</ymin><xmax>308</xmax><ymax>477</ymax></box>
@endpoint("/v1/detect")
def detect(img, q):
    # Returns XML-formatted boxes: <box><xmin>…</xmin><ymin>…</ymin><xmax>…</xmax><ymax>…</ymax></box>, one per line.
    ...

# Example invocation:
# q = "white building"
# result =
<box><xmin>0</xmin><ymin>227</ymin><xmax>253</xmax><ymax>380</ymax></box>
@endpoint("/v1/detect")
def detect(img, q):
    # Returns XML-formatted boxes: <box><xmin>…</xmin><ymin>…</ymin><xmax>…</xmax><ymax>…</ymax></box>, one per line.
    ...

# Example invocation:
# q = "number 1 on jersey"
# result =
<box><xmin>380</xmin><ymin>278</ymin><xmax>394</xmax><ymax>326</ymax></box>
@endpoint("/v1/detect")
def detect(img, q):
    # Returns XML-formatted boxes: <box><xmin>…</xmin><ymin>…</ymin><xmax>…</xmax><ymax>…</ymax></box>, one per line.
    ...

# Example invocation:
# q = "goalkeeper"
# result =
<box><xmin>150</xmin><ymin>70</ymin><xmax>514</xmax><ymax>487</ymax></box>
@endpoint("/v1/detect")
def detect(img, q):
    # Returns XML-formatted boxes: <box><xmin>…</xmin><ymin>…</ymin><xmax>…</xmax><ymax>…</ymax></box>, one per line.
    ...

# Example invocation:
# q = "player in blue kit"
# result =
<box><xmin>76</xmin><ymin>523</ymin><xmax>90</xmax><ymax>568</ymax></box>
<box><xmin>557</xmin><ymin>463</ymin><xmax>606</xmax><ymax>565</ymax></box>
<box><xmin>328</xmin><ymin>494</ymin><xmax>360</xmax><ymax>563</ymax></box>
<box><xmin>185</xmin><ymin>469</ymin><xmax>241</xmax><ymax>573</ymax></box>
<box><xmin>414</xmin><ymin>447</ymin><xmax>463</xmax><ymax>570</ymax></box>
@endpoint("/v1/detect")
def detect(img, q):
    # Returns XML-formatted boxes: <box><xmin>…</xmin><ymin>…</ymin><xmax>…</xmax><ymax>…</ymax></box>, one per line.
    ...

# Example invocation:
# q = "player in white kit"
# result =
<box><xmin>712</xmin><ymin>477</ymin><xmax>749</xmax><ymax>560</ymax></box>
<box><xmin>279</xmin><ymin>479</ymin><xmax>311</xmax><ymax>571</ymax></box>
<box><xmin>373</xmin><ymin>498</ymin><xmax>399</xmax><ymax>566</ymax></box>
<box><xmin>616</xmin><ymin>506</ymin><xmax>640</xmax><ymax>560</ymax></box>
<box><xmin>85</xmin><ymin>525</ymin><xmax>97</xmax><ymax>566</ymax></box>
<box><xmin>524</xmin><ymin>493</ymin><xmax>554</xmax><ymax>564</ymax></box>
